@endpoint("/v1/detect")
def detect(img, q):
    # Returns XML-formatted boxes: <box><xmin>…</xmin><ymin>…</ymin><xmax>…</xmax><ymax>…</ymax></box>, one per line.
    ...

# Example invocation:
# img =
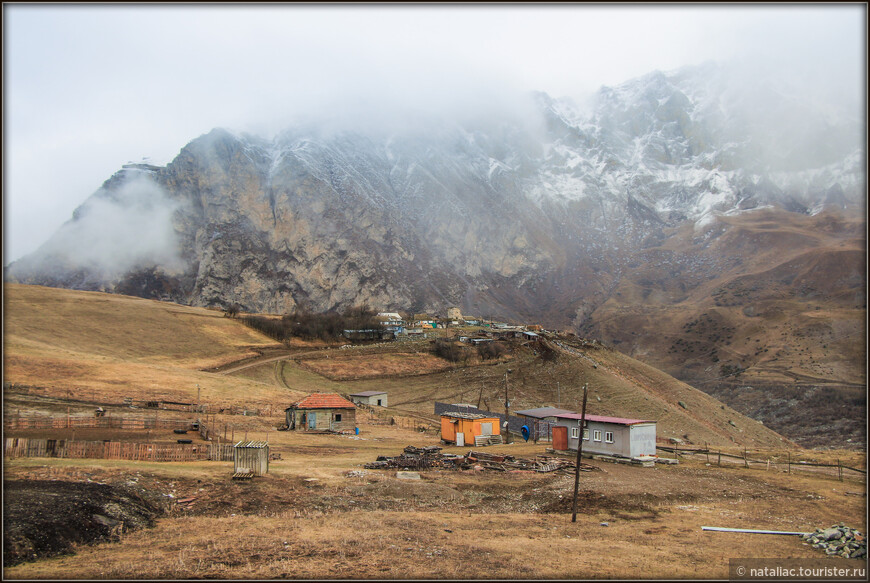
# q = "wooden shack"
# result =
<box><xmin>233</xmin><ymin>440</ymin><xmax>269</xmax><ymax>477</ymax></box>
<box><xmin>440</xmin><ymin>412</ymin><xmax>501</xmax><ymax>446</ymax></box>
<box><xmin>285</xmin><ymin>393</ymin><xmax>357</xmax><ymax>432</ymax></box>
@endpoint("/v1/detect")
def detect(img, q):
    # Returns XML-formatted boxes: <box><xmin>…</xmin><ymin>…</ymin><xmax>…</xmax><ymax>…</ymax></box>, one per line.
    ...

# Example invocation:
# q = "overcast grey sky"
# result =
<box><xmin>3</xmin><ymin>3</ymin><xmax>866</xmax><ymax>265</ymax></box>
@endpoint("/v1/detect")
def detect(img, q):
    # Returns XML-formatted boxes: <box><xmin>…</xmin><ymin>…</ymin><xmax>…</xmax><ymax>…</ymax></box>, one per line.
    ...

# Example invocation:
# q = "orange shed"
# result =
<box><xmin>440</xmin><ymin>412</ymin><xmax>501</xmax><ymax>446</ymax></box>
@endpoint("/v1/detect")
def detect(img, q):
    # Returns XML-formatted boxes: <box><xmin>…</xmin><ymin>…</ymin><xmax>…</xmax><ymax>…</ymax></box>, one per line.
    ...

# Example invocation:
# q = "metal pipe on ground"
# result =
<box><xmin>702</xmin><ymin>527</ymin><xmax>809</xmax><ymax>536</ymax></box>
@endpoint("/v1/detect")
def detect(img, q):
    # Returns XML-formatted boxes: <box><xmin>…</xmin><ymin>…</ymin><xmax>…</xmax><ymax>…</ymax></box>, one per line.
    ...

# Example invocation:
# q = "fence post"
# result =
<box><xmin>743</xmin><ymin>448</ymin><xmax>748</xmax><ymax>468</ymax></box>
<box><xmin>787</xmin><ymin>451</ymin><xmax>791</xmax><ymax>474</ymax></box>
<box><xmin>718</xmin><ymin>450</ymin><xmax>721</xmax><ymax>466</ymax></box>
<box><xmin>838</xmin><ymin>459</ymin><xmax>843</xmax><ymax>482</ymax></box>
<box><xmin>705</xmin><ymin>442</ymin><xmax>709</xmax><ymax>463</ymax></box>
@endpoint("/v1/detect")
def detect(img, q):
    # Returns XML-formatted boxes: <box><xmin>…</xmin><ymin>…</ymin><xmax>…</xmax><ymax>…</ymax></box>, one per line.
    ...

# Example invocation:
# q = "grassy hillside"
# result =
<box><xmin>4</xmin><ymin>284</ymin><xmax>304</xmax><ymax>408</ymax></box>
<box><xmin>580</xmin><ymin>208</ymin><xmax>866</xmax><ymax>446</ymax></box>
<box><xmin>5</xmin><ymin>283</ymin><xmax>791</xmax><ymax>448</ymax></box>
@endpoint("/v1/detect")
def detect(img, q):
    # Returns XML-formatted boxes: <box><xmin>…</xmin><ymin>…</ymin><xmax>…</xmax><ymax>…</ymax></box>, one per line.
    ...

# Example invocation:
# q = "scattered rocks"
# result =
<box><xmin>801</xmin><ymin>524</ymin><xmax>866</xmax><ymax>559</ymax></box>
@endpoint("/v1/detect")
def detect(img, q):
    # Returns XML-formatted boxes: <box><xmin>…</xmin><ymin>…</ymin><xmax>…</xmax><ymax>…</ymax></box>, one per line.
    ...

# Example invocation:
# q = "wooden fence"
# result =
<box><xmin>4</xmin><ymin>437</ymin><xmax>234</xmax><ymax>462</ymax></box>
<box><xmin>656</xmin><ymin>445</ymin><xmax>866</xmax><ymax>480</ymax></box>
<box><xmin>4</xmin><ymin>383</ymin><xmax>274</xmax><ymax>418</ymax></box>
<box><xmin>356</xmin><ymin>403</ymin><xmax>438</xmax><ymax>433</ymax></box>
<box><xmin>4</xmin><ymin>415</ymin><xmax>194</xmax><ymax>431</ymax></box>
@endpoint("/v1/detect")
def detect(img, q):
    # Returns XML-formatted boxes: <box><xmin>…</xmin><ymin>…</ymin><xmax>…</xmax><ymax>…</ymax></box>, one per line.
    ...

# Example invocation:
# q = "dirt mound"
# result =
<box><xmin>3</xmin><ymin>480</ymin><xmax>163</xmax><ymax>567</ymax></box>
<box><xmin>540</xmin><ymin>489</ymin><xmax>664</xmax><ymax>520</ymax></box>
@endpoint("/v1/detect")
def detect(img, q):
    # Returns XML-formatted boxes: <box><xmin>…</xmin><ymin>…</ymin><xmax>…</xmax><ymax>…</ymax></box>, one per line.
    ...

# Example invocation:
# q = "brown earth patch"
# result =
<box><xmin>296</xmin><ymin>352</ymin><xmax>454</xmax><ymax>380</ymax></box>
<box><xmin>3</xmin><ymin>480</ymin><xmax>163</xmax><ymax>567</ymax></box>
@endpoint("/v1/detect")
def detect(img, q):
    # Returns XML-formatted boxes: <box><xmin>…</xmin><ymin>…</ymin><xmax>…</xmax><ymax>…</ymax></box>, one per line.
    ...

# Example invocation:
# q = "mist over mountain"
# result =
<box><xmin>7</xmin><ymin>62</ymin><xmax>864</xmax><ymax>324</ymax></box>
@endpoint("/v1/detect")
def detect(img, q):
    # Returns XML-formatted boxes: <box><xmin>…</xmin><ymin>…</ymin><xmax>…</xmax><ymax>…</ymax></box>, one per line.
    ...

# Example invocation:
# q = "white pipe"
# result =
<box><xmin>702</xmin><ymin>526</ymin><xmax>809</xmax><ymax>536</ymax></box>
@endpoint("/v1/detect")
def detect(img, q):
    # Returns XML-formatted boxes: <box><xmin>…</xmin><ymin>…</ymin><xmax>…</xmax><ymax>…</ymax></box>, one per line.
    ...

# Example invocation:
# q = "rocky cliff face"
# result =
<box><xmin>7</xmin><ymin>63</ymin><xmax>864</xmax><ymax>328</ymax></box>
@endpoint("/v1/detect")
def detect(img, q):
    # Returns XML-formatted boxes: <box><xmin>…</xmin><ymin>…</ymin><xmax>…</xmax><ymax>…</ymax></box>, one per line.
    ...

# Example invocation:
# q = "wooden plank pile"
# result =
<box><xmin>473</xmin><ymin>434</ymin><xmax>504</xmax><ymax>447</ymax></box>
<box><xmin>364</xmin><ymin>447</ymin><xmax>600</xmax><ymax>473</ymax></box>
<box><xmin>466</xmin><ymin>451</ymin><xmax>598</xmax><ymax>473</ymax></box>
<box><xmin>365</xmin><ymin>445</ymin><xmax>457</xmax><ymax>470</ymax></box>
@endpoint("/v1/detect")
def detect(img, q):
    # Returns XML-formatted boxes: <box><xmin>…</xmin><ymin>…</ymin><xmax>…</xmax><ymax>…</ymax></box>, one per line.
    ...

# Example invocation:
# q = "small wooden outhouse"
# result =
<box><xmin>233</xmin><ymin>440</ymin><xmax>269</xmax><ymax>476</ymax></box>
<box><xmin>440</xmin><ymin>412</ymin><xmax>501</xmax><ymax>446</ymax></box>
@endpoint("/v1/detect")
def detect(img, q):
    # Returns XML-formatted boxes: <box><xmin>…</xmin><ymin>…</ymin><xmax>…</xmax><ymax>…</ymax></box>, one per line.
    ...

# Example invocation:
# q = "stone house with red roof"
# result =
<box><xmin>285</xmin><ymin>393</ymin><xmax>357</xmax><ymax>432</ymax></box>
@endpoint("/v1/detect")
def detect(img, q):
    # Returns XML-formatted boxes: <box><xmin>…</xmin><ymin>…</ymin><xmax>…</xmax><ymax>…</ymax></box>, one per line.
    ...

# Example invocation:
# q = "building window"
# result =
<box><xmin>377</xmin><ymin>399</ymin><xmax>382</xmax><ymax>406</ymax></box>
<box><xmin>583</xmin><ymin>428</ymin><xmax>589</xmax><ymax>440</ymax></box>
<box><xmin>571</xmin><ymin>427</ymin><xmax>579</xmax><ymax>439</ymax></box>
<box><xmin>335</xmin><ymin>414</ymin><xmax>342</xmax><ymax>422</ymax></box>
<box><xmin>593</xmin><ymin>430</ymin><xmax>602</xmax><ymax>442</ymax></box>
<box><xmin>605</xmin><ymin>431</ymin><xmax>614</xmax><ymax>443</ymax></box>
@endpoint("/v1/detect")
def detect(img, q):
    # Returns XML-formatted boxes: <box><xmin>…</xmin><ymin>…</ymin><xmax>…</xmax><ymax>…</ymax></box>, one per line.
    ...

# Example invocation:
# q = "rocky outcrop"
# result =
<box><xmin>6</xmin><ymin>63</ymin><xmax>864</xmax><ymax>325</ymax></box>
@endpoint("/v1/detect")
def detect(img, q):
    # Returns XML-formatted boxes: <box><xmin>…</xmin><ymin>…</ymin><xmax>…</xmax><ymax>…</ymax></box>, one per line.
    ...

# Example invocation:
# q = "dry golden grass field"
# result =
<box><xmin>3</xmin><ymin>423</ymin><xmax>866</xmax><ymax>580</ymax></box>
<box><xmin>3</xmin><ymin>283</ymin><xmax>866</xmax><ymax>579</ymax></box>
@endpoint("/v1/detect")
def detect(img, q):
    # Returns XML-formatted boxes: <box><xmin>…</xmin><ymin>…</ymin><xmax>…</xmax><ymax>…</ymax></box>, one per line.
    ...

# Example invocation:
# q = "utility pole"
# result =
<box><xmin>196</xmin><ymin>384</ymin><xmax>201</xmax><ymax>424</ymax></box>
<box><xmin>503</xmin><ymin>369</ymin><xmax>512</xmax><ymax>444</ymax></box>
<box><xmin>571</xmin><ymin>383</ymin><xmax>589</xmax><ymax>523</ymax></box>
<box><xmin>557</xmin><ymin>382</ymin><xmax>561</xmax><ymax>407</ymax></box>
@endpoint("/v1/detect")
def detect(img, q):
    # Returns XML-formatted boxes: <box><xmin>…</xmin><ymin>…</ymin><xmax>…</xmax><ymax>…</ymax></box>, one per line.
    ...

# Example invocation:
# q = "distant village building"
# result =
<box><xmin>376</xmin><ymin>313</ymin><xmax>405</xmax><ymax>335</ymax></box>
<box><xmin>377</xmin><ymin>312</ymin><xmax>402</xmax><ymax>320</ymax></box>
<box><xmin>447</xmin><ymin>307</ymin><xmax>463</xmax><ymax>321</ymax></box>
<box><xmin>551</xmin><ymin>414</ymin><xmax>656</xmax><ymax>458</ymax></box>
<box><xmin>285</xmin><ymin>393</ymin><xmax>357</xmax><ymax>432</ymax></box>
<box><xmin>349</xmin><ymin>391</ymin><xmax>388</xmax><ymax>407</ymax></box>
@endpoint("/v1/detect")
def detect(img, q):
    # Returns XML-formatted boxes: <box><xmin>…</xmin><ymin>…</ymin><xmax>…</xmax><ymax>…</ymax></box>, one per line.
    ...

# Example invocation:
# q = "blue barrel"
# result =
<box><xmin>521</xmin><ymin>425</ymin><xmax>530</xmax><ymax>442</ymax></box>
<box><xmin>355</xmin><ymin>427</ymin><xmax>360</xmax><ymax>435</ymax></box>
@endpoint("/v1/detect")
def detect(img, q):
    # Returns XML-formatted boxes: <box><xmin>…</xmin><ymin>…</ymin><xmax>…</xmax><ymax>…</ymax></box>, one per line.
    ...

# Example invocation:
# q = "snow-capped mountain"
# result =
<box><xmin>6</xmin><ymin>62</ymin><xmax>865</xmax><ymax>325</ymax></box>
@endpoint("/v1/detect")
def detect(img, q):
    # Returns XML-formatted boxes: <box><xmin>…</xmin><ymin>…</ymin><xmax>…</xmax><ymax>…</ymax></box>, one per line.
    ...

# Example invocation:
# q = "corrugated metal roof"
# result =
<box><xmin>349</xmin><ymin>391</ymin><xmax>387</xmax><ymax>397</ymax></box>
<box><xmin>235</xmin><ymin>440</ymin><xmax>269</xmax><ymax>448</ymax></box>
<box><xmin>514</xmin><ymin>407</ymin><xmax>575</xmax><ymax>418</ymax></box>
<box><xmin>292</xmin><ymin>393</ymin><xmax>357</xmax><ymax>409</ymax></box>
<box><xmin>441</xmin><ymin>412</ymin><xmax>492</xmax><ymax>420</ymax></box>
<box><xmin>553</xmin><ymin>413</ymin><xmax>654</xmax><ymax>426</ymax></box>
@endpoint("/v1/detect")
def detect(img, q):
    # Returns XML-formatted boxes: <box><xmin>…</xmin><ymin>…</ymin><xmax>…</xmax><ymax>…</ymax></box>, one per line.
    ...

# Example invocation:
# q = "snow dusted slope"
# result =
<box><xmin>6</xmin><ymin>62</ymin><xmax>865</xmax><ymax>322</ymax></box>
<box><xmin>528</xmin><ymin>63</ymin><xmax>864</xmax><ymax>225</ymax></box>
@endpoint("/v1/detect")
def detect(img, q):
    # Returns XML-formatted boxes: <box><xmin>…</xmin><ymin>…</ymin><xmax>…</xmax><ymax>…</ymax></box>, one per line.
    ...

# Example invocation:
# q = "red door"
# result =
<box><xmin>553</xmin><ymin>426</ymin><xmax>568</xmax><ymax>451</ymax></box>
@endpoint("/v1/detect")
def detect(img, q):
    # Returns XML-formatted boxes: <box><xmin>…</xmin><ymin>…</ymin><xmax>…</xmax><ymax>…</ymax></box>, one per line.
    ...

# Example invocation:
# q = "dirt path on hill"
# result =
<box><xmin>214</xmin><ymin>351</ymin><xmax>323</xmax><ymax>375</ymax></box>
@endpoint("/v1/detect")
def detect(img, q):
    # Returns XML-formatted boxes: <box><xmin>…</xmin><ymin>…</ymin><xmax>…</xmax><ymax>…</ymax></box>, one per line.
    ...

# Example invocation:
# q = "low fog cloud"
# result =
<box><xmin>30</xmin><ymin>175</ymin><xmax>185</xmax><ymax>280</ymax></box>
<box><xmin>4</xmin><ymin>4</ymin><xmax>865</xmax><ymax>264</ymax></box>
